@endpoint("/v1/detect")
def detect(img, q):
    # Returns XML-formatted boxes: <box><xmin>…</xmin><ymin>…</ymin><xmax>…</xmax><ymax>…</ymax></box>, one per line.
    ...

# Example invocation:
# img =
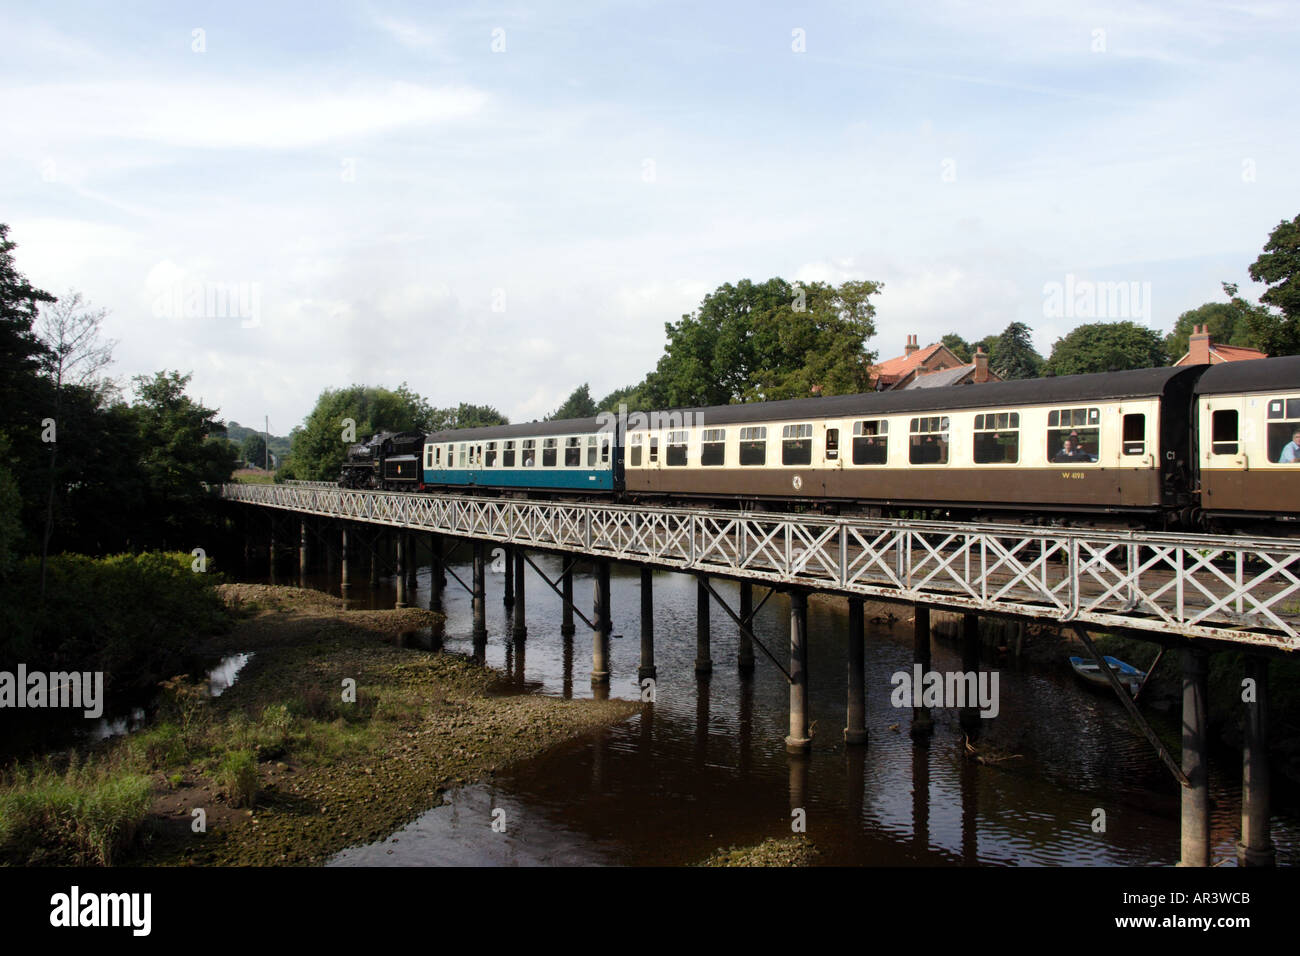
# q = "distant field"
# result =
<box><xmin>233</xmin><ymin>469</ymin><xmax>275</xmax><ymax>484</ymax></box>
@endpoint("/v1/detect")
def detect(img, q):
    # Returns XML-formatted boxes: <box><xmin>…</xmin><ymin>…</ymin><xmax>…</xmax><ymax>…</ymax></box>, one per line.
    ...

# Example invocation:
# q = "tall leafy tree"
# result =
<box><xmin>131</xmin><ymin>370</ymin><xmax>237</xmax><ymax>546</ymax></box>
<box><xmin>1244</xmin><ymin>215</ymin><xmax>1300</xmax><ymax>355</ymax></box>
<box><xmin>1045</xmin><ymin>321</ymin><xmax>1168</xmax><ymax>376</ymax></box>
<box><xmin>548</xmin><ymin>384</ymin><xmax>598</xmax><ymax>421</ymax></box>
<box><xmin>290</xmin><ymin>383</ymin><xmax>438</xmax><ymax>480</ymax></box>
<box><xmin>0</xmin><ymin>224</ymin><xmax>54</xmax><ymax>437</ymax></box>
<box><xmin>1164</xmin><ymin>285</ymin><xmax>1268</xmax><ymax>358</ymax></box>
<box><xmin>991</xmin><ymin>321</ymin><xmax>1044</xmax><ymax>380</ymax></box>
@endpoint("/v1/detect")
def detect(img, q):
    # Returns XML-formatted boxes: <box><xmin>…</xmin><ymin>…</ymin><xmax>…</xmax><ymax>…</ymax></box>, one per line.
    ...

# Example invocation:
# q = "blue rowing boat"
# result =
<box><xmin>1069</xmin><ymin>655</ymin><xmax>1146</xmax><ymax>697</ymax></box>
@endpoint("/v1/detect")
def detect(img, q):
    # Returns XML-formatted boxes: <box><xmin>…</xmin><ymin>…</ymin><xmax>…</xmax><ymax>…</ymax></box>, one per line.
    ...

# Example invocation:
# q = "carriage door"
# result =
<box><xmin>1202</xmin><ymin>396</ymin><xmax>1247</xmax><ymax>510</ymax></box>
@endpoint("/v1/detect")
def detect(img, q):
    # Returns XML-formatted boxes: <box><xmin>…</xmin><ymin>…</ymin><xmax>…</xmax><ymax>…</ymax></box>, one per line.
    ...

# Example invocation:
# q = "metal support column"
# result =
<box><xmin>845</xmin><ymin>597</ymin><xmax>867</xmax><ymax>745</ymax></box>
<box><xmin>395</xmin><ymin>532</ymin><xmax>408</xmax><ymax>608</ymax></box>
<box><xmin>912</xmin><ymin>605</ymin><xmax>933</xmax><ymax>736</ymax></box>
<box><xmin>695</xmin><ymin>573</ymin><xmax>713</xmax><ymax>676</ymax></box>
<box><xmin>1239</xmin><ymin>655</ymin><xmax>1275</xmax><ymax>866</ymax></box>
<box><xmin>561</xmin><ymin>563</ymin><xmax>575</xmax><ymax>637</ymax></box>
<box><xmin>512</xmin><ymin>549</ymin><xmax>527</xmax><ymax>640</ymax></box>
<box><xmin>503</xmin><ymin>545</ymin><xmax>514</xmax><ymax>607</ymax></box>
<box><xmin>340</xmin><ymin>526</ymin><xmax>351</xmax><ymax>594</ymax></box>
<box><xmin>738</xmin><ymin>580</ymin><xmax>755</xmax><ymax>673</ymax></box>
<box><xmin>1180</xmin><ymin>648</ymin><xmax>1210</xmax><ymax>867</ymax></box>
<box><xmin>472</xmin><ymin>540</ymin><xmax>486</xmax><ymax>640</ymax></box>
<box><xmin>639</xmin><ymin>566</ymin><xmax>656</xmax><ymax>681</ymax></box>
<box><xmin>592</xmin><ymin>559</ymin><xmax>611</xmax><ymax>685</ymax></box>
<box><xmin>785</xmin><ymin>590</ymin><xmax>811</xmax><ymax>754</ymax></box>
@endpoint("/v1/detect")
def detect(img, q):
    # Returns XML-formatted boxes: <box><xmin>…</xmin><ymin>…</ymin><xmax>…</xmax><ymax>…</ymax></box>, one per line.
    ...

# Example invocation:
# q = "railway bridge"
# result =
<box><xmin>220</xmin><ymin>481</ymin><xmax>1299</xmax><ymax>867</ymax></box>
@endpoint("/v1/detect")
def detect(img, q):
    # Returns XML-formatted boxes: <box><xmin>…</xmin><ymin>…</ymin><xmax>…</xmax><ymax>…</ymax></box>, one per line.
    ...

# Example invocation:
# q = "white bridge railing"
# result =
<box><xmin>221</xmin><ymin>483</ymin><xmax>1300</xmax><ymax>650</ymax></box>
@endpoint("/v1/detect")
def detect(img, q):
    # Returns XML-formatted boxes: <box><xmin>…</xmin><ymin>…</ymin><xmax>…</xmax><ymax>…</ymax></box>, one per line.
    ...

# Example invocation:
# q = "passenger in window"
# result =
<box><xmin>1054</xmin><ymin>437</ymin><xmax>1094</xmax><ymax>463</ymax></box>
<box><xmin>1281</xmin><ymin>429</ymin><xmax>1300</xmax><ymax>463</ymax></box>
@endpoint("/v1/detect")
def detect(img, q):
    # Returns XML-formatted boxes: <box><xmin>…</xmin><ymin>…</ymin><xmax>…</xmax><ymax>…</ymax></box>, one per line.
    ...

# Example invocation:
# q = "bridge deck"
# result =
<box><xmin>221</xmin><ymin>483</ymin><xmax>1300</xmax><ymax>651</ymax></box>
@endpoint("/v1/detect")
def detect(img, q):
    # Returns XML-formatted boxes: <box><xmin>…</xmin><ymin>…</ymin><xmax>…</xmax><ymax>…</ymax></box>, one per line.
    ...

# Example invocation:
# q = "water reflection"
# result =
<box><xmin>288</xmin><ymin>553</ymin><xmax>1299</xmax><ymax>867</ymax></box>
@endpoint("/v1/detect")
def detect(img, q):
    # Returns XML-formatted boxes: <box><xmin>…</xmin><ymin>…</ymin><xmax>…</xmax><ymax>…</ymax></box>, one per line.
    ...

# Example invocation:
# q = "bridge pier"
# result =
<box><xmin>738</xmin><ymin>581</ymin><xmax>755</xmax><ymax>673</ymax></box>
<box><xmin>299</xmin><ymin>519</ymin><xmax>309</xmax><ymax>584</ymax></box>
<box><xmin>785</xmin><ymin>589</ymin><xmax>811</xmax><ymax>754</ymax></box>
<box><xmin>340</xmin><ymin>526</ymin><xmax>351</xmax><ymax>595</ymax></box>
<box><xmin>428</xmin><ymin>533</ymin><xmax>442</xmax><ymax>611</ymax></box>
<box><xmin>503</xmin><ymin>545</ymin><xmax>514</xmax><ymax>607</ymax></box>
<box><xmin>638</xmin><ymin>567</ymin><xmax>656</xmax><ymax>680</ymax></box>
<box><xmin>395</xmin><ymin>532</ymin><xmax>409</xmax><ymax>608</ymax></box>
<box><xmin>591</xmin><ymin>559</ymin><xmax>611</xmax><ymax>686</ymax></box>
<box><xmin>1239</xmin><ymin>654</ymin><xmax>1275</xmax><ymax>866</ymax></box>
<box><xmin>1179</xmin><ymin>647</ymin><xmax>1210</xmax><ymax>867</ymax></box>
<box><xmin>472</xmin><ymin>540</ymin><xmax>486</xmax><ymax>641</ymax></box>
<box><xmin>512</xmin><ymin>549</ymin><xmax>527</xmax><ymax>639</ymax></box>
<box><xmin>911</xmin><ymin>605</ymin><xmax>933</xmax><ymax>736</ymax></box>
<box><xmin>369</xmin><ymin>534</ymin><xmax>380</xmax><ymax>587</ymax></box>
<box><xmin>695</xmin><ymin>574</ymin><xmax>713</xmax><ymax>676</ymax></box>
<box><xmin>268</xmin><ymin>516</ymin><xmax>277</xmax><ymax>584</ymax></box>
<box><xmin>845</xmin><ymin>597</ymin><xmax>867</xmax><ymax>745</ymax></box>
<box><xmin>960</xmin><ymin>612</ymin><xmax>981</xmax><ymax>731</ymax></box>
<box><xmin>561</xmin><ymin>564</ymin><xmax>575</xmax><ymax>637</ymax></box>
<box><xmin>405</xmin><ymin>534</ymin><xmax>417</xmax><ymax>596</ymax></box>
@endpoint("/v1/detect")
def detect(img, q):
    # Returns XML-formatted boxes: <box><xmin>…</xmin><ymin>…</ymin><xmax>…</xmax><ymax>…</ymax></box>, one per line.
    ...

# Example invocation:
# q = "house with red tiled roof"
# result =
<box><xmin>1173</xmin><ymin>324</ymin><xmax>1268</xmax><ymax>366</ymax></box>
<box><xmin>871</xmin><ymin>335</ymin><xmax>1001</xmax><ymax>390</ymax></box>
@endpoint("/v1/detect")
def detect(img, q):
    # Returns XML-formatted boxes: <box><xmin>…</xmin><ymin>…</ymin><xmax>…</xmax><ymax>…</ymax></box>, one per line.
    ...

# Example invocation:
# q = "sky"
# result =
<box><xmin>2</xmin><ymin>1</ymin><xmax>1298</xmax><ymax>434</ymax></box>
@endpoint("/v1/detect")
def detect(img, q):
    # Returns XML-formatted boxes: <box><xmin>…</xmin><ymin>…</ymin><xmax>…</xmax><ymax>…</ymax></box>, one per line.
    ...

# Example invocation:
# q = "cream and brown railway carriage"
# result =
<box><xmin>624</xmin><ymin>365</ymin><xmax>1205</xmax><ymax>519</ymax></box>
<box><xmin>1194</xmin><ymin>354</ymin><xmax>1300</xmax><ymax>521</ymax></box>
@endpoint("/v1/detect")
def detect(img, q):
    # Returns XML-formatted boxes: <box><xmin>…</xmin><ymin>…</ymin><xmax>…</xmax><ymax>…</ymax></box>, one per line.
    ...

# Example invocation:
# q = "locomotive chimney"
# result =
<box><xmin>904</xmin><ymin>334</ymin><xmax>918</xmax><ymax>356</ymax></box>
<box><xmin>1188</xmin><ymin>323</ymin><xmax>1212</xmax><ymax>364</ymax></box>
<box><xmin>974</xmin><ymin>346</ymin><xmax>990</xmax><ymax>383</ymax></box>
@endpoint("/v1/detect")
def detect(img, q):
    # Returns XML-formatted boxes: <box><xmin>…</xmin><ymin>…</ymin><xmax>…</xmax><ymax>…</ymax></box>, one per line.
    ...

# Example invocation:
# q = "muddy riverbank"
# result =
<box><xmin>127</xmin><ymin>584</ymin><xmax>640</xmax><ymax>865</ymax></box>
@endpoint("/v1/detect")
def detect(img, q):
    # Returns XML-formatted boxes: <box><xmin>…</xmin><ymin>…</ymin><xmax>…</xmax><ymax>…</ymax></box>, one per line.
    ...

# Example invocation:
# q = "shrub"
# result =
<box><xmin>213</xmin><ymin>750</ymin><xmax>258</xmax><ymax>808</ymax></box>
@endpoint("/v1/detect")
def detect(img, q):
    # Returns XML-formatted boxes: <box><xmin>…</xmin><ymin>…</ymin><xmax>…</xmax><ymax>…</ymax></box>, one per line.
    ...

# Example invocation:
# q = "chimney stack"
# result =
<box><xmin>1188</xmin><ymin>324</ymin><xmax>1212</xmax><ymax>365</ymax></box>
<box><xmin>904</xmin><ymin>334</ymin><xmax>918</xmax><ymax>356</ymax></box>
<box><xmin>974</xmin><ymin>346</ymin><xmax>990</xmax><ymax>383</ymax></box>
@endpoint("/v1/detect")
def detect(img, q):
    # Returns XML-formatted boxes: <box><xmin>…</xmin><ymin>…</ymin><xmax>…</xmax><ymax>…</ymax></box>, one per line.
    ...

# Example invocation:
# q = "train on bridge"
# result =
<box><xmin>338</xmin><ymin>356</ymin><xmax>1300</xmax><ymax>530</ymax></box>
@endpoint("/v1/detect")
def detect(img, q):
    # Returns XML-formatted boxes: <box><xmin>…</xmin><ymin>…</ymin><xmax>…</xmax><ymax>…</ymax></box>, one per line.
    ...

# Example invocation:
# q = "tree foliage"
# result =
<box><xmin>1250</xmin><ymin>214</ymin><xmax>1300</xmax><ymax>325</ymax></box>
<box><xmin>941</xmin><ymin>333</ymin><xmax>972</xmax><ymax>363</ymax></box>
<box><xmin>990</xmin><ymin>322</ymin><xmax>1043</xmax><ymax>380</ymax></box>
<box><xmin>640</xmin><ymin>277</ymin><xmax>881</xmax><ymax>407</ymax></box>
<box><xmin>548</xmin><ymin>384</ymin><xmax>598</xmax><ymax>421</ymax></box>
<box><xmin>1045</xmin><ymin>321</ymin><xmax>1168</xmax><ymax>376</ymax></box>
<box><xmin>1164</xmin><ymin>285</ymin><xmax>1269</xmax><ymax>358</ymax></box>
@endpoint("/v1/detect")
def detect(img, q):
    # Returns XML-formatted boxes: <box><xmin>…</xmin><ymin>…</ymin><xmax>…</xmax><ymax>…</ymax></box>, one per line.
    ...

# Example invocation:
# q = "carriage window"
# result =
<box><xmin>649</xmin><ymin>436</ymin><xmax>659</xmax><ymax>463</ymax></box>
<box><xmin>739</xmin><ymin>426</ymin><xmax>767</xmax><ymax>466</ymax></box>
<box><xmin>601</xmin><ymin>439</ymin><xmax>610</xmax><ymax>464</ymax></box>
<box><xmin>1122</xmin><ymin>414</ymin><xmax>1145</xmax><ymax>456</ymax></box>
<box><xmin>825</xmin><ymin>428</ymin><xmax>839</xmax><ymax>461</ymax></box>
<box><xmin>503</xmin><ymin>440</ymin><xmax>516</xmax><ymax>467</ymax></box>
<box><xmin>666</xmin><ymin>430</ymin><xmax>689</xmax><ymax>467</ymax></box>
<box><xmin>782</xmin><ymin>423</ymin><xmax>813</xmax><ymax>466</ymax></box>
<box><xmin>973</xmin><ymin>412</ymin><xmax>1019</xmax><ymax>464</ymax></box>
<box><xmin>852</xmin><ymin>420</ymin><xmax>888</xmax><ymax>465</ymax></box>
<box><xmin>586</xmin><ymin>435</ymin><xmax>597</xmax><ymax>467</ymax></box>
<box><xmin>629</xmin><ymin>433</ymin><xmax>643</xmax><ymax>467</ymax></box>
<box><xmin>700</xmin><ymin>428</ymin><xmax>726</xmax><ymax>466</ymax></box>
<box><xmin>1267</xmin><ymin>397</ymin><xmax>1300</xmax><ymax>463</ymax></box>
<box><xmin>1048</xmin><ymin>407</ymin><xmax>1100</xmax><ymax>463</ymax></box>
<box><xmin>485</xmin><ymin>441</ymin><xmax>497</xmax><ymax>467</ymax></box>
<box><xmin>521</xmin><ymin>439</ymin><xmax>536</xmax><ymax>467</ymax></box>
<box><xmin>457</xmin><ymin>443</ymin><xmax>467</xmax><ymax>468</ymax></box>
<box><xmin>565</xmin><ymin>436</ymin><xmax>581</xmax><ymax>467</ymax></box>
<box><xmin>433</xmin><ymin>447</ymin><xmax>441</xmax><ymax>467</ymax></box>
<box><xmin>909</xmin><ymin>417</ymin><xmax>949</xmax><ymax>465</ymax></box>
<box><xmin>1211</xmin><ymin>409</ymin><xmax>1239</xmax><ymax>456</ymax></box>
<box><xmin>542</xmin><ymin>438</ymin><xmax>558</xmax><ymax>467</ymax></box>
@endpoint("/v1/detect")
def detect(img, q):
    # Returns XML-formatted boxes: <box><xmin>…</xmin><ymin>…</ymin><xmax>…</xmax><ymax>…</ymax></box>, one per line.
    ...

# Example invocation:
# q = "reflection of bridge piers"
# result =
<box><xmin>229</xmin><ymin>484</ymin><xmax>1299</xmax><ymax>866</ymax></box>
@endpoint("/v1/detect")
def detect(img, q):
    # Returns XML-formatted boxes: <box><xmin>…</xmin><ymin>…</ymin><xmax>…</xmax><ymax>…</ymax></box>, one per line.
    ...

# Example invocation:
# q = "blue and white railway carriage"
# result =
<box><xmin>422</xmin><ymin>416</ymin><xmax>620</xmax><ymax>493</ymax></box>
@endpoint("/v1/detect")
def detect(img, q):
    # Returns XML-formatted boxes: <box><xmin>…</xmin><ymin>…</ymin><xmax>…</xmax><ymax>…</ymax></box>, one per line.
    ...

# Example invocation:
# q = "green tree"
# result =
<box><xmin>0</xmin><ymin>224</ymin><xmax>54</xmax><ymax>439</ymax></box>
<box><xmin>290</xmin><ymin>383</ymin><xmax>440</xmax><ymax>480</ymax></box>
<box><xmin>1045</xmin><ymin>321</ymin><xmax>1168</xmax><ymax>376</ymax></box>
<box><xmin>548</xmin><ymin>384</ymin><xmax>599</xmax><ymax>421</ymax></box>
<box><xmin>642</xmin><ymin>277</ymin><xmax>881</xmax><ymax>406</ymax></box>
<box><xmin>1250</xmin><ymin>214</ymin><xmax>1300</xmax><ymax>324</ymax></box>
<box><xmin>941</xmin><ymin>333</ymin><xmax>972</xmax><ymax>363</ymax></box>
<box><xmin>1164</xmin><ymin>286</ymin><xmax>1267</xmax><ymax>358</ymax></box>
<box><xmin>597</xmin><ymin>383</ymin><xmax>652</xmax><ymax>413</ymax></box>
<box><xmin>434</xmin><ymin>402</ymin><xmax>509</xmax><ymax>430</ymax></box>
<box><xmin>240</xmin><ymin>433</ymin><xmax>268</xmax><ymax>467</ymax></box>
<box><xmin>991</xmin><ymin>322</ymin><xmax>1043</xmax><ymax>380</ymax></box>
<box><xmin>131</xmin><ymin>370</ymin><xmax>238</xmax><ymax>545</ymax></box>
